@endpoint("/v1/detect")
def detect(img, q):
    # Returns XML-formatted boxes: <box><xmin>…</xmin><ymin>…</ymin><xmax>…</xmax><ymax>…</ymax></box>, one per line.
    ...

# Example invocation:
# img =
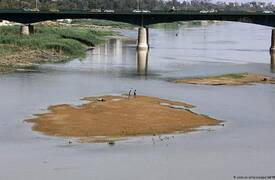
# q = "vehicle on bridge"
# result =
<box><xmin>23</xmin><ymin>8</ymin><xmax>32</xmax><ymax>12</ymax></box>
<box><xmin>200</xmin><ymin>9</ymin><xmax>218</xmax><ymax>14</ymax></box>
<box><xmin>263</xmin><ymin>10</ymin><xmax>273</xmax><ymax>14</ymax></box>
<box><xmin>132</xmin><ymin>9</ymin><xmax>151</xmax><ymax>13</ymax></box>
<box><xmin>103</xmin><ymin>9</ymin><xmax>115</xmax><ymax>13</ymax></box>
<box><xmin>133</xmin><ymin>9</ymin><xmax>141</xmax><ymax>13</ymax></box>
<box><xmin>168</xmin><ymin>6</ymin><xmax>176</xmax><ymax>13</ymax></box>
<box><xmin>90</xmin><ymin>9</ymin><xmax>102</xmax><ymax>13</ymax></box>
<box><xmin>49</xmin><ymin>9</ymin><xmax>60</xmax><ymax>13</ymax></box>
<box><xmin>31</xmin><ymin>8</ymin><xmax>40</xmax><ymax>12</ymax></box>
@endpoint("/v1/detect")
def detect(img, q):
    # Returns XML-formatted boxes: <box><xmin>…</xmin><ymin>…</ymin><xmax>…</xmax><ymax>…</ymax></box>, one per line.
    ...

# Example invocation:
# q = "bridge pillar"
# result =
<box><xmin>271</xmin><ymin>52</ymin><xmax>275</xmax><ymax>72</ymax></box>
<box><xmin>270</xmin><ymin>29</ymin><xmax>275</xmax><ymax>53</ymax></box>
<box><xmin>137</xmin><ymin>27</ymin><xmax>149</xmax><ymax>50</ymax></box>
<box><xmin>137</xmin><ymin>49</ymin><xmax>149</xmax><ymax>75</ymax></box>
<box><xmin>29</xmin><ymin>25</ymin><xmax>35</xmax><ymax>34</ymax></box>
<box><xmin>20</xmin><ymin>25</ymin><xmax>30</xmax><ymax>35</ymax></box>
<box><xmin>20</xmin><ymin>24</ymin><xmax>34</xmax><ymax>35</ymax></box>
<box><xmin>270</xmin><ymin>29</ymin><xmax>275</xmax><ymax>72</ymax></box>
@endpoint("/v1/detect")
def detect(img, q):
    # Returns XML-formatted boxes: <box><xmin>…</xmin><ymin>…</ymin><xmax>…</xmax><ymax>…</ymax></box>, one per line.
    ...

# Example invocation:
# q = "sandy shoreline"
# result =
<box><xmin>26</xmin><ymin>95</ymin><xmax>222</xmax><ymax>142</ymax></box>
<box><xmin>174</xmin><ymin>73</ymin><xmax>275</xmax><ymax>86</ymax></box>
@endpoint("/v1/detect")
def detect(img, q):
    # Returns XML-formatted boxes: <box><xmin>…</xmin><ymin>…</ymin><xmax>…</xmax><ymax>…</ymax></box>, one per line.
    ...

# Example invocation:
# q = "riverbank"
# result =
<box><xmin>0</xmin><ymin>24</ymin><xmax>113</xmax><ymax>73</ymax></box>
<box><xmin>26</xmin><ymin>95</ymin><xmax>221</xmax><ymax>142</ymax></box>
<box><xmin>174</xmin><ymin>73</ymin><xmax>275</xmax><ymax>86</ymax></box>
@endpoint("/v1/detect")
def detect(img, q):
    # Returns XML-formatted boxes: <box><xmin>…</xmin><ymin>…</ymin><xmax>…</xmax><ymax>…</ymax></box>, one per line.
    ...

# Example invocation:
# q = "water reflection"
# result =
<box><xmin>137</xmin><ymin>49</ymin><xmax>149</xmax><ymax>76</ymax></box>
<box><xmin>271</xmin><ymin>53</ymin><xmax>275</xmax><ymax>73</ymax></box>
<box><xmin>93</xmin><ymin>38</ymin><xmax>123</xmax><ymax>56</ymax></box>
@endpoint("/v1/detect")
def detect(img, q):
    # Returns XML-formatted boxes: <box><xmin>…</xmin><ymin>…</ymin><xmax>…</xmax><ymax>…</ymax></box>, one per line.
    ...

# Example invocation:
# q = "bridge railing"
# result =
<box><xmin>0</xmin><ymin>8</ymin><xmax>274</xmax><ymax>15</ymax></box>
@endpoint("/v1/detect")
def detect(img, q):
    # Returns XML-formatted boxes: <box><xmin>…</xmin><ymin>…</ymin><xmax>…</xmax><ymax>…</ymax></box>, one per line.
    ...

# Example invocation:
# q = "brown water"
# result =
<box><xmin>0</xmin><ymin>22</ymin><xmax>274</xmax><ymax>180</ymax></box>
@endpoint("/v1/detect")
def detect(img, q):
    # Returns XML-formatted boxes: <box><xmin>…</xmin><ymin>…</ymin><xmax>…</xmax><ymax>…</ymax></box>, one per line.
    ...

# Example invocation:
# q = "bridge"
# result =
<box><xmin>1</xmin><ymin>10</ymin><xmax>275</xmax><ymax>26</ymax></box>
<box><xmin>1</xmin><ymin>10</ymin><xmax>275</xmax><ymax>55</ymax></box>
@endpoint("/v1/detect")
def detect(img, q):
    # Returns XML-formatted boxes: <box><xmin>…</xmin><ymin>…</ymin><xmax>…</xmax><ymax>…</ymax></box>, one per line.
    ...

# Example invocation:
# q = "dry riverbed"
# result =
<box><xmin>174</xmin><ymin>73</ymin><xmax>275</xmax><ymax>86</ymax></box>
<box><xmin>26</xmin><ymin>95</ymin><xmax>222</xmax><ymax>142</ymax></box>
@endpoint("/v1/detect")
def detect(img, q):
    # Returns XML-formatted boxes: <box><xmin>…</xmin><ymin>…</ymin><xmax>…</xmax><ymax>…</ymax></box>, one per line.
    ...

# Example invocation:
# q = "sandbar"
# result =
<box><xmin>174</xmin><ymin>73</ymin><xmax>275</xmax><ymax>86</ymax></box>
<box><xmin>26</xmin><ymin>95</ymin><xmax>221</xmax><ymax>142</ymax></box>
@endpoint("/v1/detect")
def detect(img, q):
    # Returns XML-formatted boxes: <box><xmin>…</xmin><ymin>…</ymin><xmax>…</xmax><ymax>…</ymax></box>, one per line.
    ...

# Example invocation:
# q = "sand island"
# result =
<box><xmin>174</xmin><ymin>73</ymin><xmax>275</xmax><ymax>86</ymax></box>
<box><xmin>26</xmin><ymin>95</ymin><xmax>221</xmax><ymax>142</ymax></box>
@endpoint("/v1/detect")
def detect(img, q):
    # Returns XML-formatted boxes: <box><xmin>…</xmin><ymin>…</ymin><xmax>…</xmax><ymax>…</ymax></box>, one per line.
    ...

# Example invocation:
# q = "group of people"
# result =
<box><xmin>128</xmin><ymin>89</ymin><xmax>137</xmax><ymax>98</ymax></box>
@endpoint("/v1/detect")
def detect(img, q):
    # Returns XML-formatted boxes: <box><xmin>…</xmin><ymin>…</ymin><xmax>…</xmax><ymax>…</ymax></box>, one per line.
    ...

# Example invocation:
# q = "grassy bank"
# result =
<box><xmin>0</xmin><ymin>25</ymin><xmax>113</xmax><ymax>73</ymax></box>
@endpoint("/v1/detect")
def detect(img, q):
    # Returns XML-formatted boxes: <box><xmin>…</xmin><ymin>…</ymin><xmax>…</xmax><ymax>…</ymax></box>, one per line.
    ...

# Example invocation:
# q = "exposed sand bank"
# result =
<box><xmin>26</xmin><ymin>96</ymin><xmax>221</xmax><ymax>142</ymax></box>
<box><xmin>174</xmin><ymin>73</ymin><xmax>275</xmax><ymax>86</ymax></box>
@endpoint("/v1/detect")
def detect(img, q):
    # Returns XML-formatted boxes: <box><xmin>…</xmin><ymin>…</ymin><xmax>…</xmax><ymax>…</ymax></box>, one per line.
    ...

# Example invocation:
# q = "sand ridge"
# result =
<box><xmin>174</xmin><ymin>73</ymin><xmax>275</xmax><ymax>86</ymax></box>
<box><xmin>26</xmin><ymin>95</ymin><xmax>221</xmax><ymax>142</ymax></box>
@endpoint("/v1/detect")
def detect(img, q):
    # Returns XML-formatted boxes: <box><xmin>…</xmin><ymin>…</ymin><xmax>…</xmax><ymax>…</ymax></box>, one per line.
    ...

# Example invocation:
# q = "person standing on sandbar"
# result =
<box><xmin>128</xmin><ymin>89</ymin><xmax>132</xmax><ymax>99</ymax></box>
<box><xmin>134</xmin><ymin>90</ymin><xmax>137</xmax><ymax>98</ymax></box>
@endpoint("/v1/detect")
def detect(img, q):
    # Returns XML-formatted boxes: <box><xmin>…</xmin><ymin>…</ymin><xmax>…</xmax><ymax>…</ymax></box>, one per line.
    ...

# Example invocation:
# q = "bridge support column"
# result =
<box><xmin>271</xmin><ymin>53</ymin><xmax>275</xmax><ymax>72</ymax></box>
<box><xmin>270</xmin><ymin>29</ymin><xmax>275</xmax><ymax>53</ymax></box>
<box><xmin>137</xmin><ymin>27</ymin><xmax>149</xmax><ymax>50</ymax></box>
<box><xmin>20</xmin><ymin>25</ymin><xmax>30</xmax><ymax>35</ymax></box>
<box><xmin>20</xmin><ymin>24</ymin><xmax>34</xmax><ymax>35</ymax></box>
<box><xmin>29</xmin><ymin>25</ymin><xmax>34</xmax><ymax>34</ymax></box>
<box><xmin>270</xmin><ymin>29</ymin><xmax>275</xmax><ymax>72</ymax></box>
<box><xmin>137</xmin><ymin>49</ymin><xmax>149</xmax><ymax>76</ymax></box>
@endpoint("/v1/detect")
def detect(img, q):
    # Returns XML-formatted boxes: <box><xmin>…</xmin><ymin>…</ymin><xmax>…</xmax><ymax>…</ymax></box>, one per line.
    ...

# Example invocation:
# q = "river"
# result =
<box><xmin>0</xmin><ymin>21</ymin><xmax>274</xmax><ymax>180</ymax></box>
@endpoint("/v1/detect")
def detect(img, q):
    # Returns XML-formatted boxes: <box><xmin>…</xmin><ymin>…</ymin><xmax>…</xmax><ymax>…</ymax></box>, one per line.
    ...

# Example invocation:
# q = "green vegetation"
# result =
<box><xmin>0</xmin><ymin>25</ymin><xmax>113</xmax><ymax>73</ymax></box>
<box><xmin>0</xmin><ymin>26</ymin><xmax>112</xmax><ymax>57</ymax></box>
<box><xmin>219</xmin><ymin>73</ymin><xmax>249</xmax><ymax>79</ymax></box>
<box><xmin>0</xmin><ymin>64</ymin><xmax>14</xmax><ymax>73</ymax></box>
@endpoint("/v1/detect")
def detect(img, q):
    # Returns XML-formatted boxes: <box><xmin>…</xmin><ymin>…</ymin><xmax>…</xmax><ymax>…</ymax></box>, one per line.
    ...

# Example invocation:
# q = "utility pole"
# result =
<box><xmin>137</xmin><ymin>0</ymin><xmax>143</xmax><ymax>10</ymax></box>
<box><xmin>137</xmin><ymin>0</ymin><xmax>140</xmax><ymax>10</ymax></box>
<box><xmin>35</xmin><ymin>0</ymin><xmax>38</xmax><ymax>10</ymax></box>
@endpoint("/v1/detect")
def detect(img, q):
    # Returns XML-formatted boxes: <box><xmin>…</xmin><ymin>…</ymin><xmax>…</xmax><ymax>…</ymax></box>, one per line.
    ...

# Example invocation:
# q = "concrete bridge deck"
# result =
<box><xmin>0</xmin><ymin>10</ymin><xmax>275</xmax><ymax>27</ymax></box>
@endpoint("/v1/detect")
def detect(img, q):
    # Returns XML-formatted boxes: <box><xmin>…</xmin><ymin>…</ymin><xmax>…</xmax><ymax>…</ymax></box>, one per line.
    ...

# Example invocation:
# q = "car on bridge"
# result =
<box><xmin>142</xmin><ymin>10</ymin><xmax>151</xmax><ymax>13</ymax></box>
<box><xmin>133</xmin><ymin>9</ymin><xmax>151</xmax><ymax>13</ymax></box>
<box><xmin>263</xmin><ymin>10</ymin><xmax>273</xmax><ymax>14</ymax></box>
<box><xmin>168</xmin><ymin>6</ymin><xmax>177</xmax><ymax>13</ymax></box>
<box><xmin>49</xmin><ymin>9</ymin><xmax>60</xmax><ymax>12</ymax></box>
<box><xmin>133</xmin><ymin>9</ymin><xmax>141</xmax><ymax>13</ymax></box>
<box><xmin>200</xmin><ymin>9</ymin><xmax>218</xmax><ymax>14</ymax></box>
<box><xmin>31</xmin><ymin>8</ymin><xmax>40</xmax><ymax>12</ymax></box>
<box><xmin>199</xmin><ymin>10</ymin><xmax>208</xmax><ymax>14</ymax></box>
<box><xmin>103</xmin><ymin>9</ymin><xmax>115</xmax><ymax>13</ymax></box>
<box><xmin>90</xmin><ymin>9</ymin><xmax>102</xmax><ymax>13</ymax></box>
<box><xmin>23</xmin><ymin>8</ymin><xmax>40</xmax><ymax>12</ymax></box>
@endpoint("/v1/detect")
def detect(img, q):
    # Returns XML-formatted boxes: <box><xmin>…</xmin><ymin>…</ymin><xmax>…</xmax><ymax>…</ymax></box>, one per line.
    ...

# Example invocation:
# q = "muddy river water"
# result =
<box><xmin>0</xmin><ymin>22</ymin><xmax>275</xmax><ymax>180</ymax></box>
